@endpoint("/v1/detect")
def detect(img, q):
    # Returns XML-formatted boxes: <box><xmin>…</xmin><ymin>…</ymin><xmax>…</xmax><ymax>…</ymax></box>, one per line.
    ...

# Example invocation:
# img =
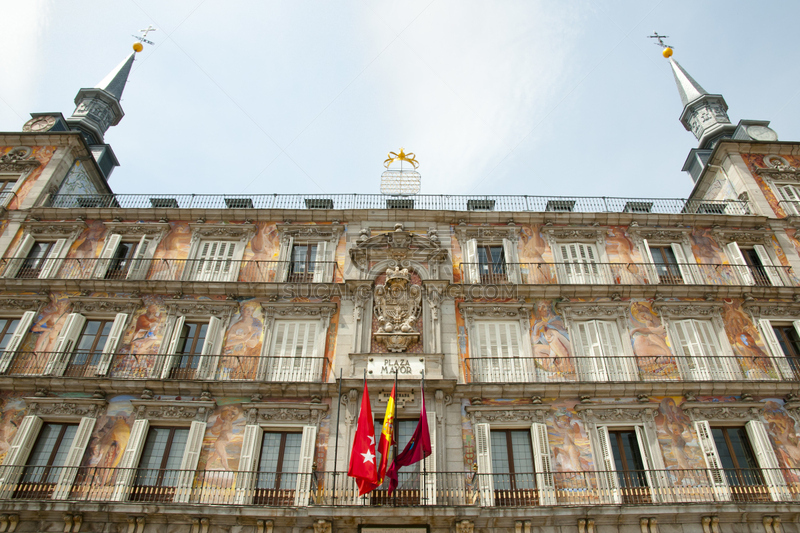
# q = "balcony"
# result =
<box><xmin>464</xmin><ymin>355</ymin><xmax>800</xmax><ymax>384</ymax></box>
<box><xmin>458</xmin><ymin>262</ymin><xmax>795</xmax><ymax>287</ymax></box>
<box><xmin>1</xmin><ymin>258</ymin><xmax>339</xmax><ymax>283</ymax></box>
<box><xmin>44</xmin><ymin>194</ymin><xmax>752</xmax><ymax>215</ymax></box>
<box><xmin>4</xmin><ymin>352</ymin><xmax>327</xmax><ymax>383</ymax></box>
<box><xmin>2</xmin><ymin>465</ymin><xmax>795</xmax><ymax>507</ymax></box>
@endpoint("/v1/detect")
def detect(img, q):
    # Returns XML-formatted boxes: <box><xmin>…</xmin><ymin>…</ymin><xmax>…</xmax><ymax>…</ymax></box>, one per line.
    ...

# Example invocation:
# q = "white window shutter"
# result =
<box><xmin>223</xmin><ymin>241</ymin><xmax>240</xmax><ymax>282</ymax></box>
<box><xmin>672</xmin><ymin>320</ymin><xmax>711</xmax><ymax>381</ymax></box>
<box><xmin>0</xmin><ymin>414</ymin><xmax>42</xmax><ymax>498</ymax></box>
<box><xmin>52</xmin><ymin>417</ymin><xmax>96</xmax><ymax>500</ymax></box>
<box><xmin>160</xmin><ymin>316</ymin><xmax>186</xmax><ymax>379</ymax></box>
<box><xmin>577</xmin><ymin>321</ymin><xmax>608</xmax><ymax>381</ymax></box>
<box><xmin>275</xmin><ymin>236</ymin><xmax>294</xmax><ymax>282</ymax></box>
<box><xmin>669</xmin><ymin>243</ymin><xmax>697</xmax><ymax>285</ymax></box>
<box><xmin>531</xmin><ymin>422</ymin><xmax>556</xmax><ymax>506</ymax></box>
<box><xmin>780</xmin><ymin>185</ymin><xmax>800</xmax><ymax>215</ymax></box>
<box><xmin>641</xmin><ymin>239</ymin><xmax>660</xmax><ymax>284</ymax></box>
<box><xmin>559</xmin><ymin>243</ymin><xmax>599</xmax><ymax>284</ymax></box>
<box><xmin>112</xmin><ymin>419</ymin><xmax>149</xmax><ymax>502</ymax></box>
<box><xmin>174</xmin><ymin>420</ymin><xmax>206</xmax><ymax>503</ymax></box>
<box><xmin>95</xmin><ymin>313</ymin><xmax>128</xmax><ymax>376</ymax></box>
<box><xmin>693</xmin><ymin>420</ymin><xmax>731</xmax><ymax>501</ymax></box>
<box><xmin>0</xmin><ymin>311</ymin><xmax>35</xmax><ymax>373</ymax></box>
<box><xmin>502</xmin><ymin>238</ymin><xmax>521</xmax><ymax>284</ymax></box>
<box><xmin>638</xmin><ymin>424</ymin><xmax>671</xmax><ymax>503</ymax></box>
<box><xmin>745</xmin><ymin>420</ymin><xmax>790</xmax><ymax>501</ymax></box>
<box><xmin>463</xmin><ymin>239</ymin><xmax>479</xmax><ymax>284</ymax></box>
<box><xmin>758</xmin><ymin>319</ymin><xmax>793</xmax><ymax>379</ymax></box>
<box><xmin>596</xmin><ymin>320</ymin><xmax>636</xmax><ymax>381</ymax></box>
<box><xmin>38</xmin><ymin>238</ymin><xmax>68</xmax><ymax>279</ymax></box>
<box><xmin>422</xmin><ymin>410</ymin><xmax>437</xmax><ymax>505</ymax></box>
<box><xmin>45</xmin><ymin>313</ymin><xmax>85</xmax><ymax>376</ymax></box>
<box><xmin>694</xmin><ymin>319</ymin><xmax>739</xmax><ymax>380</ymax></box>
<box><xmin>294</xmin><ymin>425</ymin><xmax>317</xmax><ymax>506</ymax></box>
<box><xmin>92</xmin><ymin>233</ymin><xmax>121</xmax><ymax>279</ymax></box>
<box><xmin>126</xmin><ymin>235</ymin><xmax>151</xmax><ymax>280</ymax></box>
<box><xmin>725</xmin><ymin>242</ymin><xmax>755</xmax><ymax>286</ymax></box>
<box><xmin>3</xmin><ymin>234</ymin><xmax>35</xmax><ymax>278</ymax></box>
<box><xmin>474</xmin><ymin>422</ymin><xmax>494</xmax><ymax>506</ymax></box>
<box><xmin>310</xmin><ymin>318</ymin><xmax>326</xmax><ymax>383</ymax></box>
<box><xmin>312</xmin><ymin>241</ymin><xmax>328</xmax><ymax>283</ymax></box>
<box><xmin>196</xmin><ymin>316</ymin><xmax>223</xmax><ymax>380</ymax></box>
<box><xmin>234</xmin><ymin>424</ymin><xmax>261</xmax><ymax>505</ymax></box>
<box><xmin>753</xmin><ymin>244</ymin><xmax>784</xmax><ymax>287</ymax></box>
<box><xmin>595</xmin><ymin>425</ymin><xmax>621</xmax><ymax>504</ymax></box>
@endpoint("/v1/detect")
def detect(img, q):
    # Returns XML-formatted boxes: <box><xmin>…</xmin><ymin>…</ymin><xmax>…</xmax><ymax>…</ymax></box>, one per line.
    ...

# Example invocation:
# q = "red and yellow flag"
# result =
<box><xmin>376</xmin><ymin>383</ymin><xmax>396</xmax><ymax>485</ymax></box>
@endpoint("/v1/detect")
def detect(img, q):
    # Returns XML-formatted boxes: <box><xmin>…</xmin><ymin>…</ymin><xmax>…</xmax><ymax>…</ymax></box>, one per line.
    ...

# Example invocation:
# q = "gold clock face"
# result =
<box><xmin>22</xmin><ymin>116</ymin><xmax>56</xmax><ymax>133</ymax></box>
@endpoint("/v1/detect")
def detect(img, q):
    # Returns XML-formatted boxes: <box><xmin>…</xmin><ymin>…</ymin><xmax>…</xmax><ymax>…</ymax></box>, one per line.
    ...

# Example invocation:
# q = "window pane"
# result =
<box><xmin>0</xmin><ymin>319</ymin><xmax>20</xmax><ymax>350</ymax></box>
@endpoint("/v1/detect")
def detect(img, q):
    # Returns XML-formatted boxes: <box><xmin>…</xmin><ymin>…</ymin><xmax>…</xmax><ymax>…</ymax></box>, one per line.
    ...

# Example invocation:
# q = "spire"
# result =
<box><xmin>95</xmin><ymin>52</ymin><xmax>136</xmax><ymax>101</ymax></box>
<box><xmin>66</xmin><ymin>51</ymin><xmax>137</xmax><ymax>144</ymax></box>
<box><xmin>669</xmin><ymin>58</ymin><xmax>708</xmax><ymax>108</ymax></box>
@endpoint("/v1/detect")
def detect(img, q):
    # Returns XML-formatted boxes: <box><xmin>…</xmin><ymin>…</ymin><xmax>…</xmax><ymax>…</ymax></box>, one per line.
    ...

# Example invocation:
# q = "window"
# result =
<box><xmin>669</xmin><ymin>319</ymin><xmax>740</xmax><ymax>380</ymax></box>
<box><xmin>15</xmin><ymin>423</ymin><xmax>77</xmax><ymax>499</ymax></box>
<box><xmin>761</xmin><ymin>321</ymin><xmax>800</xmax><ymax>380</ymax></box>
<box><xmin>259</xmin><ymin>320</ymin><xmax>324</xmax><ymax>382</ymax></box>
<box><xmin>64</xmin><ymin>319</ymin><xmax>114</xmax><ymax>377</ymax></box>
<box><xmin>555</xmin><ymin>242</ymin><xmax>605</xmax><ymax>284</ymax></box>
<box><xmin>192</xmin><ymin>240</ymin><xmax>238</xmax><ymax>282</ymax></box>
<box><xmin>0</xmin><ymin>317</ymin><xmax>21</xmax><ymax>350</ymax></box>
<box><xmin>0</xmin><ymin>177</ymin><xmax>17</xmax><ymax>194</ymax></box>
<box><xmin>94</xmin><ymin>235</ymin><xmax>153</xmax><ymax>280</ymax></box>
<box><xmin>255</xmin><ymin>432</ymin><xmax>302</xmax><ymax>504</ymax></box>
<box><xmin>694</xmin><ymin>420</ymin><xmax>789</xmax><ymax>502</ymax></box>
<box><xmin>474</xmin><ymin>422</ymin><xmax>554</xmax><ymax>507</ymax></box>
<box><xmin>777</xmin><ymin>184</ymin><xmax>800</xmax><ymax>215</ymax></box>
<box><xmin>461</xmin><ymin>238</ymin><xmax>520</xmax><ymax>284</ymax></box>
<box><xmin>4</xmin><ymin>236</ymin><xmax>70</xmax><ymax>279</ymax></box>
<box><xmin>288</xmin><ymin>243</ymin><xmax>318</xmax><ymax>283</ymax></box>
<box><xmin>594</xmin><ymin>425</ymin><xmax>664</xmax><ymax>504</ymax></box>
<box><xmin>132</xmin><ymin>426</ymin><xmax>189</xmax><ymax>502</ymax></box>
<box><xmin>572</xmin><ymin>320</ymin><xmax>637</xmax><ymax>381</ymax></box>
<box><xmin>640</xmin><ymin>239</ymin><xmax>697</xmax><ymax>285</ymax></box>
<box><xmin>470</xmin><ymin>321</ymin><xmax>534</xmax><ymax>383</ymax></box>
<box><xmin>724</xmin><ymin>242</ymin><xmax>783</xmax><ymax>287</ymax></box>
<box><xmin>235</xmin><ymin>424</ymin><xmax>317</xmax><ymax>506</ymax></box>
<box><xmin>0</xmin><ymin>415</ymin><xmax>96</xmax><ymax>501</ymax></box>
<box><xmin>161</xmin><ymin>316</ymin><xmax>222</xmax><ymax>380</ymax></box>
<box><xmin>0</xmin><ymin>311</ymin><xmax>37</xmax><ymax>374</ymax></box>
<box><xmin>43</xmin><ymin>313</ymin><xmax>128</xmax><ymax>377</ymax></box>
<box><xmin>367</xmin><ymin>420</ymin><xmax>430</xmax><ymax>505</ymax></box>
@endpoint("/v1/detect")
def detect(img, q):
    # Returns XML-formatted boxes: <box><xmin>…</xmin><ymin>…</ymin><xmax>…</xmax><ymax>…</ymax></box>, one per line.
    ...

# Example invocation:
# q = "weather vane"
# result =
<box><xmin>648</xmin><ymin>31</ymin><xmax>674</xmax><ymax>58</ymax></box>
<box><xmin>132</xmin><ymin>25</ymin><xmax>157</xmax><ymax>53</ymax></box>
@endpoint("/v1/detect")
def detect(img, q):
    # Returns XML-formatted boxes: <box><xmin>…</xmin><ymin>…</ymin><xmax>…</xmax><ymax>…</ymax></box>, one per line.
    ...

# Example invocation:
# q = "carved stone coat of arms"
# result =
<box><xmin>373</xmin><ymin>267</ymin><xmax>422</xmax><ymax>352</ymax></box>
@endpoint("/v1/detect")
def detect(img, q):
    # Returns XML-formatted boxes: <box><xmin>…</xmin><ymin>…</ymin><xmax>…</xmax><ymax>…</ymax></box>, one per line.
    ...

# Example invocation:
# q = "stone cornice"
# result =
<box><xmin>458</xmin><ymin>301</ymin><xmax>531</xmax><ymax>321</ymax></box>
<box><xmin>556</xmin><ymin>299</ymin><xmax>629</xmax><ymax>320</ymax></box>
<box><xmin>260</xmin><ymin>301</ymin><xmax>337</xmax><ymax>319</ymax></box>
<box><xmin>542</xmin><ymin>225</ymin><xmax>605</xmax><ymax>243</ymax></box>
<box><xmin>277</xmin><ymin>223</ymin><xmax>344</xmax><ymax>242</ymax></box>
<box><xmin>189</xmin><ymin>222</ymin><xmax>257</xmax><ymax>240</ymax></box>
<box><xmin>711</xmin><ymin>227</ymin><xmax>771</xmax><ymax>245</ymax></box>
<box><xmin>131</xmin><ymin>399</ymin><xmax>216</xmax><ymax>423</ymax></box>
<box><xmin>681</xmin><ymin>401</ymin><xmax>763</xmax><ymax>422</ymax></box>
<box><xmin>651</xmin><ymin>300</ymin><xmax>724</xmax><ymax>318</ymax></box>
<box><xmin>0</xmin><ymin>147</ymin><xmax>41</xmax><ymax>173</ymax></box>
<box><xmin>465</xmin><ymin>403</ymin><xmax>551</xmax><ymax>425</ymax></box>
<box><xmin>70</xmin><ymin>296</ymin><xmax>143</xmax><ymax>316</ymax></box>
<box><xmin>165</xmin><ymin>299</ymin><xmax>239</xmax><ymax>320</ymax></box>
<box><xmin>741</xmin><ymin>301</ymin><xmax>800</xmax><ymax>319</ymax></box>
<box><xmin>242</xmin><ymin>401</ymin><xmax>328</xmax><ymax>426</ymax></box>
<box><xmin>103</xmin><ymin>221</ymin><xmax>171</xmax><ymax>236</ymax></box>
<box><xmin>574</xmin><ymin>402</ymin><xmax>658</xmax><ymax>423</ymax></box>
<box><xmin>26</xmin><ymin>397</ymin><xmax>107</xmax><ymax>420</ymax></box>
<box><xmin>453</xmin><ymin>224</ymin><xmax>520</xmax><ymax>243</ymax></box>
<box><xmin>23</xmin><ymin>220</ymin><xmax>87</xmax><ymax>238</ymax></box>
<box><xmin>0</xmin><ymin>295</ymin><xmax>49</xmax><ymax>312</ymax></box>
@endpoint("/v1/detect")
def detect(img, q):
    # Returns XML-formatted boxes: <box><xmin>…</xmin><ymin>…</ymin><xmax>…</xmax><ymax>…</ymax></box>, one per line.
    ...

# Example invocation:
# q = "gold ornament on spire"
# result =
<box><xmin>132</xmin><ymin>25</ymin><xmax>157</xmax><ymax>53</ymax></box>
<box><xmin>384</xmin><ymin>148</ymin><xmax>419</xmax><ymax>169</ymax></box>
<box><xmin>647</xmin><ymin>31</ymin><xmax>674</xmax><ymax>58</ymax></box>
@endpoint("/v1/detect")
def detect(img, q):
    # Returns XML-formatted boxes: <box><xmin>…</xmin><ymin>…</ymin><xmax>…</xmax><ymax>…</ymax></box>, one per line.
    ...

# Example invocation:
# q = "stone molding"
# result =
<box><xmin>350</xmin><ymin>224</ymin><xmax>448</xmax><ymax>278</ymax></box>
<box><xmin>652</xmin><ymin>300</ymin><xmax>724</xmax><ymax>318</ymax></box>
<box><xmin>23</xmin><ymin>220</ymin><xmax>87</xmax><ymax>239</ymax></box>
<box><xmin>0</xmin><ymin>147</ymin><xmax>41</xmax><ymax>173</ymax></box>
<box><xmin>458</xmin><ymin>301</ymin><xmax>531</xmax><ymax>322</ymax></box>
<box><xmin>188</xmin><ymin>222</ymin><xmax>257</xmax><ymax>240</ymax></box>
<box><xmin>465</xmin><ymin>404</ymin><xmax>550</xmax><ymax>426</ymax></box>
<box><xmin>103</xmin><ymin>222</ymin><xmax>171</xmax><ymax>236</ymax></box>
<box><xmin>543</xmin><ymin>226</ymin><xmax>606</xmax><ymax>245</ymax></box>
<box><xmin>166</xmin><ymin>299</ymin><xmax>239</xmax><ymax>320</ymax></box>
<box><xmin>742</xmin><ymin>301</ymin><xmax>800</xmax><ymax>319</ymax></box>
<box><xmin>556</xmin><ymin>300</ymin><xmax>629</xmax><ymax>321</ymax></box>
<box><xmin>277</xmin><ymin>223</ymin><xmax>344</xmax><ymax>242</ymax></box>
<box><xmin>0</xmin><ymin>295</ymin><xmax>49</xmax><ymax>312</ymax></box>
<box><xmin>627</xmin><ymin>225</ymin><xmax>693</xmax><ymax>244</ymax></box>
<box><xmin>574</xmin><ymin>403</ymin><xmax>658</xmax><ymax>424</ymax></box>
<box><xmin>681</xmin><ymin>401</ymin><xmax>763</xmax><ymax>422</ymax></box>
<box><xmin>711</xmin><ymin>228</ymin><xmax>771</xmax><ymax>246</ymax></box>
<box><xmin>70</xmin><ymin>297</ymin><xmax>143</xmax><ymax>316</ymax></box>
<box><xmin>261</xmin><ymin>301</ymin><xmax>337</xmax><ymax>320</ymax></box>
<box><xmin>26</xmin><ymin>397</ymin><xmax>107</xmax><ymax>420</ymax></box>
<box><xmin>453</xmin><ymin>224</ymin><xmax>520</xmax><ymax>243</ymax></box>
<box><xmin>131</xmin><ymin>399</ymin><xmax>216</xmax><ymax>423</ymax></box>
<box><xmin>242</xmin><ymin>401</ymin><xmax>328</xmax><ymax>427</ymax></box>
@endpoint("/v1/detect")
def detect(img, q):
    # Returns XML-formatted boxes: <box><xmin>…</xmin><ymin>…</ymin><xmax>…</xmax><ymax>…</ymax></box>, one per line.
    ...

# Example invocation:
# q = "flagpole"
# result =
<box><xmin>333</xmin><ymin>368</ymin><xmax>342</xmax><ymax>502</ymax></box>
<box><xmin>421</xmin><ymin>369</ymin><xmax>426</xmax><ymax>503</ymax></box>
<box><xmin>393</xmin><ymin>367</ymin><xmax>398</xmax><ymax>507</ymax></box>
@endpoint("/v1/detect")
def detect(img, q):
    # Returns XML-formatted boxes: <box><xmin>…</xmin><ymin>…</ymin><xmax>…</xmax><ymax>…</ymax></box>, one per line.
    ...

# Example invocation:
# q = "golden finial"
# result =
<box><xmin>383</xmin><ymin>148</ymin><xmax>419</xmax><ymax>169</ymax></box>
<box><xmin>132</xmin><ymin>25</ymin><xmax>157</xmax><ymax>53</ymax></box>
<box><xmin>648</xmin><ymin>31</ymin><xmax>674</xmax><ymax>58</ymax></box>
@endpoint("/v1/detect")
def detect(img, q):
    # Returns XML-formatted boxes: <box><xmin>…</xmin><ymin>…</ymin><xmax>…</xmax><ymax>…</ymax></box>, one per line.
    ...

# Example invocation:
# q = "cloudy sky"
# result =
<box><xmin>2</xmin><ymin>1</ymin><xmax>799</xmax><ymax>200</ymax></box>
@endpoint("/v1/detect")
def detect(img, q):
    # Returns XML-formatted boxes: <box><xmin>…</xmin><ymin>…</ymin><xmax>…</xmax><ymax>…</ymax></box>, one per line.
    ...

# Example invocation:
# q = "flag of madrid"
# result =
<box><xmin>347</xmin><ymin>381</ymin><xmax>378</xmax><ymax>495</ymax></box>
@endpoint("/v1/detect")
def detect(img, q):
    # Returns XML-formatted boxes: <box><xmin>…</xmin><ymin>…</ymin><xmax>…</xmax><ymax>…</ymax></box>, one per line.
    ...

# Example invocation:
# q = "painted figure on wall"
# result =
<box><xmin>762</xmin><ymin>401</ymin><xmax>800</xmax><ymax>479</ymax></box>
<box><xmin>220</xmin><ymin>301</ymin><xmax>263</xmax><ymax>380</ymax></box>
<box><xmin>5</xmin><ymin>146</ymin><xmax>56</xmax><ymax>211</ymax></box>
<box><xmin>605</xmin><ymin>227</ymin><xmax>646</xmax><ymax>284</ymax></box>
<box><xmin>150</xmin><ymin>223</ymin><xmax>192</xmax><ymax>280</ymax></box>
<box><xmin>0</xmin><ymin>393</ymin><xmax>27</xmax><ymax>465</ymax></box>
<box><xmin>654</xmin><ymin>398</ymin><xmax>705</xmax><ymax>488</ymax></box>
<box><xmin>629</xmin><ymin>302</ymin><xmax>679</xmax><ymax>380</ymax></box>
<box><xmin>12</xmin><ymin>295</ymin><xmax>72</xmax><ymax>375</ymax></box>
<box><xmin>111</xmin><ymin>298</ymin><xmax>166</xmax><ymax>378</ymax></box>
<box><xmin>68</xmin><ymin>221</ymin><xmax>107</xmax><ymax>278</ymax></box>
<box><xmin>80</xmin><ymin>395</ymin><xmax>135</xmax><ymax>494</ymax></box>
<box><xmin>518</xmin><ymin>225</ymin><xmax>555</xmax><ymax>284</ymax></box>
<box><xmin>531</xmin><ymin>301</ymin><xmax>574</xmax><ymax>381</ymax></box>
<box><xmin>722</xmin><ymin>300</ymin><xmax>776</xmax><ymax>379</ymax></box>
<box><xmin>239</xmin><ymin>223</ymin><xmax>279</xmax><ymax>282</ymax></box>
<box><xmin>198</xmin><ymin>403</ymin><xmax>246</xmax><ymax>474</ymax></box>
<box><xmin>550</xmin><ymin>405</ymin><xmax>592</xmax><ymax>473</ymax></box>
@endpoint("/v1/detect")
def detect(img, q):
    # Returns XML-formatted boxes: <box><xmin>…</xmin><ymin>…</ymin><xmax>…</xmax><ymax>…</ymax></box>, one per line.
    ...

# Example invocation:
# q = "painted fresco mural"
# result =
<box><xmin>531</xmin><ymin>300</ymin><xmax>575</xmax><ymax>381</ymax></box>
<box><xmin>0</xmin><ymin>392</ymin><xmax>27</xmax><ymax>465</ymax></box>
<box><xmin>629</xmin><ymin>301</ymin><xmax>680</xmax><ymax>380</ymax></box>
<box><xmin>238</xmin><ymin>222</ymin><xmax>280</xmax><ymax>282</ymax></box>
<box><xmin>605</xmin><ymin>226</ymin><xmax>648</xmax><ymax>283</ymax></box>
<box><xmin>1</xmin><ymin>145</ymin><xmax>57</xmax><ymax>211</ymax></box>
<box><xmin>518</xmin><ymin>224</ymin><xmax>555</xmax><ymax>284</ymax></box>
<box><xmin>721</xmin><ymin>299</ymin><xmax>779</xmax><ymax>379</ymax></box>
<box><xmin>740</xmin><ymin>153</ymin><xmax>800</xmax><ymax>218</ymax></box>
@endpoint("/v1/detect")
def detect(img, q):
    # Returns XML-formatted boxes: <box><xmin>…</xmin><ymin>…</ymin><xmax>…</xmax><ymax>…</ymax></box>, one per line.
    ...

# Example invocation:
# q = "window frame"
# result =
<box><xmin>455</xmin><ymin>226</ymin><xmax>521</xmax><ymax>285</ymax></box>
<box><xmin>183</xmin><ymin>223</ymin><xmax>256</xmax><ymax>283</ymax></box>
<box><xmin>275</xmin><ymin>223</ymin><xmax>343</xmax><ymax>283</ymax></box>
<box><xmin>2</xmin><ymin>221</ymin><xmax>85</xmax><ymax>280</ymax></box>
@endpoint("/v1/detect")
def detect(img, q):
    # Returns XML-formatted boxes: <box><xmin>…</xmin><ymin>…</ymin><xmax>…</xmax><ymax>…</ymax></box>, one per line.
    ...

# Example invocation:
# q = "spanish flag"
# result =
<box><xmin>376</xmin><ymin>383</ymin><xmax>396</xmax><ymax>485</ymax></box>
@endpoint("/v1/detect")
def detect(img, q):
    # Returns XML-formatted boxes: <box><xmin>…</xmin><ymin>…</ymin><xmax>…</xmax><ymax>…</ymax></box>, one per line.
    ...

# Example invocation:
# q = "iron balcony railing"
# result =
<box><xmin>465</xmin><ymin>355</ymin><xmax>800</xmax><ymax>383</ymax></box>
<box><xmin>2</xmin><ymin>258</ymin><xmax>339</xmax><ymax>283</ymax></box>
<box><xmin>458</xmin><ymin>262</ymin><xmax>795</xmax><ymax>287</ymax></box>
<box><xmin>2</xmin><ymin>465</ymin><xmax>797</xmax><ymax>507</ymax></box>
<box><xmin>45</xmin><ymin>194</ymin><xmax>752</xmax><ymax>215</ymax></box>
<box><xmin>4</xmin><ymin>352</ymin><xmax>326</xmax><ymax>383</ymax></box>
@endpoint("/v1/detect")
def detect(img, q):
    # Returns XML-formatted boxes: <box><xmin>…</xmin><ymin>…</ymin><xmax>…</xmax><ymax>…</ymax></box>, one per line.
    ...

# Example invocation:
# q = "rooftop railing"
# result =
<box><xmin>464</xmin><ymin>355</ymin><xmax>799</xmax><ymax>383</ymax></box>
<box><xmin>45</xmin><ymin>194</ymin><xmax>752</xmax><ymax>215</ymax></box>
<box><xmin>3</xmin><ymin>465</ymin><xmax>796</xmax><ymax>507</ymax></box>
<box><xmin>458</xmin><ymin>262</ymin><xmax>795</xmax><ymax>287</ymax></box>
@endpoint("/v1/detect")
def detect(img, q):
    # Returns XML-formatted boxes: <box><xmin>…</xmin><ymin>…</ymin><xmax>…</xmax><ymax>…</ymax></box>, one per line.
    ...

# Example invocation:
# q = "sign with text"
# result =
<box><xmin>368</xmin><ymin>355</ymin><xmax>425</xmax><ymax>378</ymax></box>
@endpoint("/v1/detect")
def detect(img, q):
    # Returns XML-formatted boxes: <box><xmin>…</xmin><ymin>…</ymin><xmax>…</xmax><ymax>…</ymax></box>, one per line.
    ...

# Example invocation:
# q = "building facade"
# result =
<box><xmin>0</xmin><ymin>50</ymin><xmax>798</xmax><ymax>533</ymax></box>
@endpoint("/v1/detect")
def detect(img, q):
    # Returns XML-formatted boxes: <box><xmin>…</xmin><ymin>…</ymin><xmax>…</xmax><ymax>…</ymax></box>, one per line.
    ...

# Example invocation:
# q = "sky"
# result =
<box><xmin>2</xmin><ymin>1</ymin><xmax>799</xmax><ymax>200</ymax></box>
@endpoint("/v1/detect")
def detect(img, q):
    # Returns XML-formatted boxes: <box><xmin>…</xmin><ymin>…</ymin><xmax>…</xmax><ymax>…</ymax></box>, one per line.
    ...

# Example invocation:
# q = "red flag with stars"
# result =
<box><xmin>347</xmin><ymin>380</ymin><xmax>378</xmax><ymax>495</ymax></box>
